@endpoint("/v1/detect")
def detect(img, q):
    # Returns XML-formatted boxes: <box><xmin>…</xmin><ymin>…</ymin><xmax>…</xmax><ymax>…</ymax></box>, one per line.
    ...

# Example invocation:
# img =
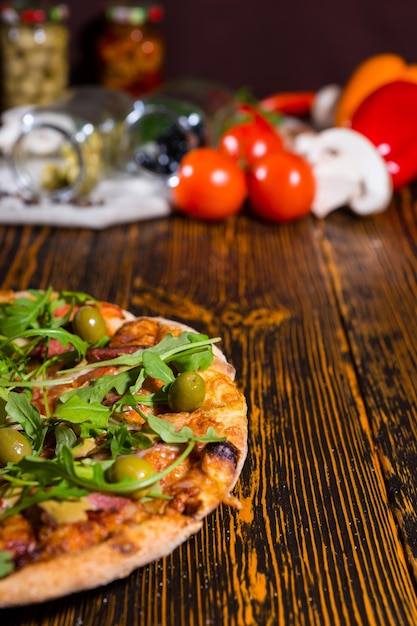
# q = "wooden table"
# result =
<box><xmin>2</xmin><ymin>189</ymin><xmax>417</xmax><ymax>625</ymax></box>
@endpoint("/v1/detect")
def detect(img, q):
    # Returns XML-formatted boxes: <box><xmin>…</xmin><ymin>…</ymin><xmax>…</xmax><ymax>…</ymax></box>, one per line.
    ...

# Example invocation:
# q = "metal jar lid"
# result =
<box><xmin>0</xmin><ymin>2</ymin><xmax>69</xmax><ymax>24</ymax></box>
<box><xmin>105</xmin><ymin>3</ymin><xmax>163</xmax><ymax>26</ymax></box>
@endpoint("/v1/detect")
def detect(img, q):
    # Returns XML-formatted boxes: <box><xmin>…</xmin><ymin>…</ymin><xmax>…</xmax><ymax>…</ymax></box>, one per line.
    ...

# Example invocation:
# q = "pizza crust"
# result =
<box><xmin>0</xmin><ymin>292</ymin><xmax>248</xmax><ymax>607</ymax></box>
<box><xmin>0</xmin><ymin>513</ymin><xmax>202</xmax><ymax>607</ymax></box>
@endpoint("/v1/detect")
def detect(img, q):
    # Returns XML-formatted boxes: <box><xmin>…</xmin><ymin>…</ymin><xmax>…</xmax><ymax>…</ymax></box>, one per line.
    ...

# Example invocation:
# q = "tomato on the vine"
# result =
<box><xmin>247</xmin><ymin>151</ymin><xmax>315</xmax><ymax>222</ymax></box>
<box><xmin>171</xmin><ymin>147</ymin><xmax>247</xmax><ymax>221</ymax></box>
<box><xmin>218</xmin><ymin>120</ymin><xmax>284</xmax><ymax>167</ymax></box>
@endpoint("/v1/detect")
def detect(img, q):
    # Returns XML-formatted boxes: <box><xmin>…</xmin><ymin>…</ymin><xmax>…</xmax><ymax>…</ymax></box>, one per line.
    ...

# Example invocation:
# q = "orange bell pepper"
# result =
<box><xmin>335</xmin><ymin>53</ymin><xmax>417</xmax><ymax>127</ymax></box>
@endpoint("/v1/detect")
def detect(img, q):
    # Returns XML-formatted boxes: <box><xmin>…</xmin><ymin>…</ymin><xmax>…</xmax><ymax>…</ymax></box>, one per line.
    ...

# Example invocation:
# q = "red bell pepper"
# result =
<box><xmin>350</xmin><ymin>80</ymin><xmax>417</xmax><ymax>190</ymax></box>
<box><xmin>259</xmin><ymin>91</ymin><xmax>315</xmax><ymax>116</ymax></box>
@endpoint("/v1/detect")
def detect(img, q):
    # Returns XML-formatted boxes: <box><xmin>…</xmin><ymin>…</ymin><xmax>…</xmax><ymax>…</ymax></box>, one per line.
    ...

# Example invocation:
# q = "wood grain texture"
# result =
<box><xmin>320</xmin><ymin>190</ymin><xmax>417</xmax><ymax>582</ymax></box>
<box><xmin>0</xmin><ymin>203</ymin><xmax>417</xmax><ymax>624</ymax></box>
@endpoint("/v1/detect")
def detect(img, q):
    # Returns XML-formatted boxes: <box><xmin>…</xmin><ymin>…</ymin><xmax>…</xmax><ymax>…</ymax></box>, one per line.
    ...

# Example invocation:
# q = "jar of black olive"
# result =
<box><xmin>0</xmin><ymin>1</ymin><xmax>69</xmax><ymax>110</ymax></box>
<box><xmin>127</xmin><ymin>78</ymin><xmax>235</xmax><ymax>178</ymax></box>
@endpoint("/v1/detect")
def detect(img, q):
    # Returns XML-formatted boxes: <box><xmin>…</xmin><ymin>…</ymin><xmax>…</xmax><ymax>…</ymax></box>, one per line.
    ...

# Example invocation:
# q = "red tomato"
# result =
<box><xmin>171</xmin><ymin>147</ymin><xmax>247</xmax><ymax>221</ymax></box>
<box><xmin>247</xmin><ymin>151</ymin><xmax>315</xmax><ymax>222</ymax></box>
<box><xmin>219</xmin><ymin>120</ymin><xmax>284</xmax><ymax>167</ymax></box>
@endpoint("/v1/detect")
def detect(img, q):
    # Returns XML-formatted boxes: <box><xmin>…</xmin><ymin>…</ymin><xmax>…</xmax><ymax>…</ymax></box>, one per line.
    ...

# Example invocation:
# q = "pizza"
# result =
<box><xmin>0</xmin><ymin>289</ymin><xmax>247</xmax><ymax>608</ymax></box>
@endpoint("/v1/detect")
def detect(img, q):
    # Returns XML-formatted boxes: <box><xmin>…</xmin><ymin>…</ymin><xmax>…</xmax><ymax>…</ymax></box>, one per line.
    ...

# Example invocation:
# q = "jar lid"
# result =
<box><xmin>0</xmin><ymin>2</ymin><xmax>69</xmax><ymax>24</ymax></box>
<box><xmin>105</xmin><ymin>3</ymin><xmax>163</xmax><ymax>25</ymax></box>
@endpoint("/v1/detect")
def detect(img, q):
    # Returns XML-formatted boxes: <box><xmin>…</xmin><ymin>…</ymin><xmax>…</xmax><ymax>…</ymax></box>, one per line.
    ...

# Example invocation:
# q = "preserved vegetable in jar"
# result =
<box><xmin>6</xmin><ymin>80</ymin><xmax>235</xmax><ymax>201</ymax></box>
<box><xmin>0</xmin><ymin>1</ymin><xmax>69</xmax><ymax>110</ymax></box>
<box><xmin>9</xmin><ymin>87</ymin><xmax>135</xmax><ymax>202</ymax></box>
<box><xmin>126</xmin><ymin>79</ymin><xmax>235</xmax><ymax>178</ymax></box>
<box><xmin>97</xmin><ymin>3</ymin><xmax>164</xmax><ymax>97</ymax></box>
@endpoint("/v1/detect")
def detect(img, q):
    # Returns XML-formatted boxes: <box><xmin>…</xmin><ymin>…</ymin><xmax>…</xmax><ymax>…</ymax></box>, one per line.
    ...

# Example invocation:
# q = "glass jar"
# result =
<box><xmin>9</xmin><ymin>87</ymin><xmax>135</xmax><ymax>202</ymax></box>
<box><xmin>0</xmin><ymin>2</ymin><xmax>69</xmax><ymax>110</ymax></box>
<box><xmin>7</xmin><ymin>80</ymin><xmax>235</xmax><ymax>201</ymax></box>
<box><xmin>97</xmin><ymin>2</ymin><xmax>164</xmax><ymax>98</ymax></box>
<box><xmin>126</xmin><ymin>78</ymin><xmax>235</xmax><ymax>178</ymax></box>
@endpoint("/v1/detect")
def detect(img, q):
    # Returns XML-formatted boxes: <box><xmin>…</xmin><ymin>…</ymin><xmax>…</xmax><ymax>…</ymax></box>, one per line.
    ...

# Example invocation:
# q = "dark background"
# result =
<box><xmin>68</xmin><ymin>0</ymin><xmax>417</xmax><ymax>98</ymax></box>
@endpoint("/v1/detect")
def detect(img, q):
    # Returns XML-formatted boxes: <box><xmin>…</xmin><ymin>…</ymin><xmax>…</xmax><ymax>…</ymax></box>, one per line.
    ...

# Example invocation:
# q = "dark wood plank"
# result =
<box><xmin>0</xmin><ymin>211</ymin><xmax>416</xmax><ymax>624</ymax></box>
<box><xmin>318</xmin><ymin>189</ymin><xmax>417</xmax><ymax>581</ymax></box>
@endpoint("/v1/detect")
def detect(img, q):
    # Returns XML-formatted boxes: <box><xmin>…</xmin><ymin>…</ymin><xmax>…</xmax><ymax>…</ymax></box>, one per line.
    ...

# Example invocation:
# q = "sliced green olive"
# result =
<box><xmin>109</xmin><ymin>455</ymin><xmax>154</xmax><ymax>498</ymax></box>
<box><xmin>167</xmin><ymin>371</ymin><xmax>206</xmax><ymax>413</ymax></box>
<box><xmin>0</xmin><ymin>428</ymin><xmax>32</xmax><ymax>466</ymax></box>
<box><xmin>72</xmin><ymin>305</ymin><xmax>107</xmax><ymax>344</ymax></box>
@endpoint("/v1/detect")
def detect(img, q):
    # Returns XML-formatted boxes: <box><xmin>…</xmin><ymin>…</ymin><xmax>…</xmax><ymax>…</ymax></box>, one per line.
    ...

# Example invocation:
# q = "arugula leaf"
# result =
<box><xmin>145</xmin><ymin>414</ymin><xmax>195</xmax><ymax>443</ymax></box>
<box><xmin>59</xmin><ymin>290</ymin><xmax>99</xmax><ymax>307</ymax></box>
<box><xmin>142</xmin><ymin>351</ymin><xmax>175</xmax><ymax>385</ymax></box>
<box><xmin>1</xmin><ymin>328</ymin><xmax>88</xmax><ymax>362</ymax></box>
<box><xmin>0</xmin><ymin>551</ymin><xmax>15</xmax><ymax>578</ymax></box>
<box><xmin>11</xmin><ymin>443</ymin><xmax>195</xmax><ymax>497</ymax></box>
<box><xmin>145</xmin><ymin>413</ymin><xmax>226</xmax><ymax>444</ymax></box>
<box><xmin>59</xmin><ymin>332</ymin><xmax>217</xmax><ymax>406</ymax></box>
<box><xmin>67</xmin><ymin>333</ymin><xmax>219</xmax><ymax>373</ymax></box>
<box><xmin>54</xmin><ymin>424</ymin><xmax>78</xmax><ymax>455</ymax></box>
<box><xmin>0</xmin><ymin>376</ymin><xmax>74</xmax><ymax>390</ymax></box>
<box><xmin>5</xmin><ymin>391</ymin><xmax>46</xmax><ymax>453</ymax></box>
<box><xmin>63</xmin><ymin>368</ymin><xmax>139</xmax><ymax>405</ymax></box>
<box><xmin>130</xmin><ymin>389</ymin><xmax>168</xmax><ymax>406</ymax></box>
<box><xmin>169</xmin><ymin>333</ymin><xmax>215</xmax><ymax>372</ymax></box>
<box><xmin>0</xmin><ymin>288</ymin><xmax>54</xmax><ymax>337</ymax></box>
<box><xmin>0</xmin><ymin>288</ymin><xmax>99</xmax><ymax>338</ymax></box>
<box><xmin>0</xmin><ymin>481</ymin><xmax>88</xmax><ymax>518</ymax></box>
<box><xmin>0</xmin><ymin>387</ymin><xmax>8</xmax><ymax>404</ymax></box>
<box><xmin>128</xmin><ymin>367</ymin><xmax>146</xmax><ymax>395</ymax></box>
<box><xmin>107</xmin><ymin>423</ymin><xmax>152</xmax><ymax>457</ymax></box>
<box><xmin>53</xmin><ymin>395</ymin><xmax>111</xmax><ymax>429</ymax></box>
<box><xmin>146</xmin><ymin>332</ymin><xmax>215</xmax><ymax>367</ymax></box>
<box><xmin>153</xmin><ymin>332</ymin><xmax>216</xmax><ymax>372</ymax></box>
<box><xmin>0</xmin><ymin>353</ymin><xmax>29</xmax><ymax>389</ymax></box>
<box><xmin>66</xmin><ymin>348</ymin><xmax>145</xmax><ymax>370</ymax></box>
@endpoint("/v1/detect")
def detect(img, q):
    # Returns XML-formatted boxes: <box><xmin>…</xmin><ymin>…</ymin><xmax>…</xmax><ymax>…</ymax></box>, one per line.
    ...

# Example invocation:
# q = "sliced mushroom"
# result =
<box><xmin>294</xmin><ymin>127</ymin><xmax>393</xmax><ymax>218</ymax></box>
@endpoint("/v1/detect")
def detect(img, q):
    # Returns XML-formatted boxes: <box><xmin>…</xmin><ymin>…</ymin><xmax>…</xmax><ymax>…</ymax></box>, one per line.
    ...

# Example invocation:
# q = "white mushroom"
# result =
<box><xmin>311</xmin><ymin>84</ymin><xmax>342</xmax><ymax>130</ymax></box>
<box><xmin>276</xmin><ymin>116</ymin><xmax>313</xmax><ymax>151</ymax></box>
<box><xmin>293</xmin><ymin>127</ymin><xmax>393</xmax><ymax>218</ymax></box>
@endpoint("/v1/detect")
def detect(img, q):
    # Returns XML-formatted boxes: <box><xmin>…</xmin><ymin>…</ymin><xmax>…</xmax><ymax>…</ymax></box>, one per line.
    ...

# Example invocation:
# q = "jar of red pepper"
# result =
<box><xmin>0</xmin><ymin>1</ymin><xmax>69</xmax><ymax>110</ymax></box>
<box><xmin>97</xmin><ymin>3</ymin><xmax>164</xmax><ymax>98</ymax></box>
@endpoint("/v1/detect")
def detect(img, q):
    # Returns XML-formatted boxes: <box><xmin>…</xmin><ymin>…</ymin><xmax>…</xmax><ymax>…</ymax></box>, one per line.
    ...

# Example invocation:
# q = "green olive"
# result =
<box><xmin>72</xmin><ymin>305</ymin><xmax>107</xmax><ymax>344</ymax></box>
<box><xmin>0</xmin><ymin>428</ymin><xmax>32</xmax><ymax>466</ymax></box>
<box><xmin>167</xmin><ymin>371</ymin><xmax>206</xmax><ymax>413</ymax></box>
<box><xmin>109</xmin><ymin>455</ymin><xmax>154</xmax><ymax>498</ymax></box>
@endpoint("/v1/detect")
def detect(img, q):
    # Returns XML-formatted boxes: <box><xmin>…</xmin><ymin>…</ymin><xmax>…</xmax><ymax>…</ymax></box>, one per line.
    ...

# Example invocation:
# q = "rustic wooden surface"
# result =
<box><xmin>2</xmin><ymin>192</ymin><xmax>417</xmax><ymax>625</ymax></box>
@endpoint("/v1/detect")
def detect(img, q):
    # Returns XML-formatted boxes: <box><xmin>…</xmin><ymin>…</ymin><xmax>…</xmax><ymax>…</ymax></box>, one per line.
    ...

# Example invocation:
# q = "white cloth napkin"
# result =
<box><xmin>0</xmin><ymin>162</ymin><xmax>172</xmax><ymax>229</ymax></box>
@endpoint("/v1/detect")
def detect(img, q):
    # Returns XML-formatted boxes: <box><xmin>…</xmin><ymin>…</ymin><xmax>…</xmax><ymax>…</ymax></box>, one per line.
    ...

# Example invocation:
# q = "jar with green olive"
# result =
<box><xmin>9</xmin><ymin>86</ymin><xmax>136</xmax><ymax>202</ymax></box>
<box><xmin>0</xmin><ymin>2</ymin><xmax>69</xmax><ymax>110</ymax></box>
<box><xmin>7</xmin><ymin>80</ymin><xmax>236</xmax><ymax>200</ymax></box>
